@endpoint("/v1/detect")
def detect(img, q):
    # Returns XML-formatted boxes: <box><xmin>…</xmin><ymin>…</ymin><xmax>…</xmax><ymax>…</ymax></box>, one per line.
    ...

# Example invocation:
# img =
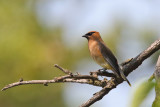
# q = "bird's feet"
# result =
<box><xmin>98</xmin><ymin>68</ymin><xmax>118</xmax><ymax>78</ymax></box>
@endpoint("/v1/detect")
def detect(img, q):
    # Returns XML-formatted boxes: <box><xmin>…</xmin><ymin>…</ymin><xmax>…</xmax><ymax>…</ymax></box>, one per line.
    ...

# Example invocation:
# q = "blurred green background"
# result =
<box><xmin>0</xmin><ymin>0</ymin><xmax>160</xmax><ymax>107</ymax></box>
<box><xmin>0</xmin><ymin>0</ymin><xmax>75</xmax><ymax>107</ymax></box>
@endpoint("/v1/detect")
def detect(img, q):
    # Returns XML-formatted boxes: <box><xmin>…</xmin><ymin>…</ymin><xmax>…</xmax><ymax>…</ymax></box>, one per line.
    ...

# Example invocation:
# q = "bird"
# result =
<box><xmin>82</xmin><ymin>31</ymin><xmax>131</xmax><ymax>86</ymax></box>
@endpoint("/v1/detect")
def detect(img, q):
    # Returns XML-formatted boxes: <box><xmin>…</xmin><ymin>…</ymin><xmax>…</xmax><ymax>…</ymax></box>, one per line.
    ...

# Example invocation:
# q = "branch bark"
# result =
<box><xmin>1</xmin><ymin>39</ymin><xmax>160</xmax><ymax>107</ymax></box>
<box><xmin>1</xmin><ymin>72</ymin><xmax>104</xmax><ymax>91</ymax></box>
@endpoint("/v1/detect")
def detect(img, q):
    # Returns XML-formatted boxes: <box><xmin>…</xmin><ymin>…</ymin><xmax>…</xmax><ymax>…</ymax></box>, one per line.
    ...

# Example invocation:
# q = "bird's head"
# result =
<box><xmin>82</xmin><ymin>31</ymin><xmax>102</xmax><ymax>41</ymax></box>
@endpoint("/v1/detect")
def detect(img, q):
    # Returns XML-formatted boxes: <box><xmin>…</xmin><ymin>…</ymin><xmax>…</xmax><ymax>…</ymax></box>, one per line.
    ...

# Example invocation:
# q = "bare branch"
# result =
<box><xmin>1</xmin><ymin>74</ymin><xmax>104</xmax><ymax>91</ymax></box>
<box><xmin>124</xmin><ymin>39</ymin><xmax>160</xmax><ymax>76</ymax></box>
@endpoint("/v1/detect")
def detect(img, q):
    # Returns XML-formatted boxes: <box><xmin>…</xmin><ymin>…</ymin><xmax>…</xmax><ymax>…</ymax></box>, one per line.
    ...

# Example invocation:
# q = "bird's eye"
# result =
<box><xmin>86</xmin><ymin>32</ymin><xmax>95</xmax><ymax>36</ymax></box>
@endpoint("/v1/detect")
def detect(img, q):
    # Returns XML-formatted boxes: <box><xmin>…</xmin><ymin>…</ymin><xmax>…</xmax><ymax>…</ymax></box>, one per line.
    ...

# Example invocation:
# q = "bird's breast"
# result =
<box><xmin>88</xmin><ymin>40</ymin><xmax>112</xmax><ymax>69</ymax></box>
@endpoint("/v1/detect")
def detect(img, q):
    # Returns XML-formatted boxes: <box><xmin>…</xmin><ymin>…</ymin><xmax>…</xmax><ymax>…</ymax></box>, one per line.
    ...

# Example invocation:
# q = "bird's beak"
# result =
<box><xmin>82</xmin><ymin>35</ymin><xmax>87</xmax><ymax>38</ymax></box>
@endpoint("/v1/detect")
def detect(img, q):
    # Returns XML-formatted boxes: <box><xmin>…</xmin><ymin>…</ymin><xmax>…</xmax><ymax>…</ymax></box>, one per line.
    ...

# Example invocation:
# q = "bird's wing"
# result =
<box><xmin>98</xmin><ymin>41</ymin><xmax>131</xmax><ymax>86</ymax></box>
<box><xmin>98</xmin><ymin>41</ymin><xmax>120</xmax><ymax>75</ymax></box>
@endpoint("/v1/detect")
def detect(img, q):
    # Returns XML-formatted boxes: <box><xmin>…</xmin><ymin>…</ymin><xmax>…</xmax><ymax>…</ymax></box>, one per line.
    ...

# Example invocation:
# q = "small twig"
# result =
<box><xmin>76</xmin><ymin>72</ymin><xmax>80</xmax><ymax>75</ymax></box>
<box><xmin>19</xmin><ymin>78</ymin><xmax>23</xmax><ymax>82</ymax></box>
<box><xmin>54</xmin><ymin>64</ymin><xmax>72</xmax><ymax>75</ymax></box>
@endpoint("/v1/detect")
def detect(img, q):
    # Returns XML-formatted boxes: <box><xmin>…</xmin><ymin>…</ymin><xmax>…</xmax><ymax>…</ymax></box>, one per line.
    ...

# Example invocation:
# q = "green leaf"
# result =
<box><xmin>130</xmin><ymin>81</ymin><xmax>155</xmax><ymax>107</ymax></box>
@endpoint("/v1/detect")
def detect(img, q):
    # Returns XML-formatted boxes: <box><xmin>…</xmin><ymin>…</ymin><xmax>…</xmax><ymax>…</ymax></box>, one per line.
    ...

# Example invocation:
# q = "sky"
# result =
<box><xmin>36</xmin><ymin>0</ymin><xmax>160</xmax><ymax>47</ymax></box>
<box><xmin>35</xmin><ymin>0</ymin><xmax>160</xmax><ymax>107</ymax></box>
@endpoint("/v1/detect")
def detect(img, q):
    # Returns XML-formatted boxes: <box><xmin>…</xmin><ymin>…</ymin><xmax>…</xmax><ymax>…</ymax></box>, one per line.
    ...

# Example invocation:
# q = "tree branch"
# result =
<box><xmin>1</xmin><ymin>39</ymin><xmax>160</xmax><ymax>107</ymax></box>
<box><xmin>1</xmin><ymin>72</ymin><xmax>104</xmax><ymax>91</ymax></box>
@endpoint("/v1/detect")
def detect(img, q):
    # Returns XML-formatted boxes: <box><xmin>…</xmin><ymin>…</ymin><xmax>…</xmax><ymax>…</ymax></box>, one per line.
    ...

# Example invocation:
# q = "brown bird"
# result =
<box><xmin>82</xmin><ymin>31</ymin><xmax>131</xmax><ymax>86</ymax></box>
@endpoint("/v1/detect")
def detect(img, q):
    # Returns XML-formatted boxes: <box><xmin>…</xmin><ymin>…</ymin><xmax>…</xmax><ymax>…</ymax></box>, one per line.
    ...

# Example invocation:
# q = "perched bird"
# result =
<box><xmin>82</xmin><ymin>31</ymin><xmax>131</xmax><ymax>86</ymax></box>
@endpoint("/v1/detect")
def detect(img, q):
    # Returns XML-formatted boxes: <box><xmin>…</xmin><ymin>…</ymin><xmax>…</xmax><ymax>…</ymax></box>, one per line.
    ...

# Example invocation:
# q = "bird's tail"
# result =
<box><xmin>119</xmin><ymin>69</ymin><xmax>131</xmax><ymax>87</ymax></box>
